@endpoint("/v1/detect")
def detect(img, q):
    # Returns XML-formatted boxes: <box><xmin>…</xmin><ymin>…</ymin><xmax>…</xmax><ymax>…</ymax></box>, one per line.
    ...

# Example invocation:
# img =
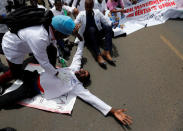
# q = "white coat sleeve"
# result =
<box><xmin>20</xmin><ymin>28</ymin><xmax>58</xmax><ymax>76</ymax></box>
<box><xmin>49</xmin><ymin>0</ymin><xmax>54</xmax><ymax>6</ymax></box>
<box><xmin>72</xmin><ymin>0</ymin><xmax>77</xmax><ymax>8</ymax></box>
<box><xmin>62</xmin><ymin>5</ymin><xmax>75</xmax><ymax>13</ymax></box>
<box><xmin>103</xmin><ymin>0</ymin><xmax>107</xmax><ymax>11</ymax></box>
<box><xmin>99</xmin><ymin>10</ymin><xmax>112</xmax><ymax>26</ymax></box>
<box><xmin>74</xmin><ymin>12</ymin><xmax>82</xmax><ymax>25</ymax></box>
<box><xmin>72</xmin><ymin>84</ymin><xmax>112</xmax><ymax>116</ymax></box>
<box><xmin>69</xmin><ymin>41</ymin><xmax>84</xmax><ymax>71</ymax></box>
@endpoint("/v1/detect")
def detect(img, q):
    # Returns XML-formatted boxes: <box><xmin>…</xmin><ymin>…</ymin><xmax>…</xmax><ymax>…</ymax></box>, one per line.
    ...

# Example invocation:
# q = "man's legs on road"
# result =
<box><xmin>84</xmin><ymin>27</ymin><xmax>106</xmax><ymax>66</ymax></box>
<box><xmin>100</xmin><ymin>25</ymin><xmax>113</xmax><ymax>63</ymax></box>
<box><xmin>0</xmin><ymin>70</ymin><xmax>39</xmax><ymax>109</ymax></box>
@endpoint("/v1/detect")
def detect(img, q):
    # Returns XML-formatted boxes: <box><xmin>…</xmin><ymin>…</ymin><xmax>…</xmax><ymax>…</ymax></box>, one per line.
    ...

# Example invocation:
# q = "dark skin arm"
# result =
<box><xmin>109</xmin><ymin>108</ymin><xmax>133</xmax><ymax>125</ymax></box>
<box><xmin>73</xmin><ymin>24</ymin><xmax>83</xmax><ymax>41</ymax></box>
<box><xmin>110</xmin><ymin>9</ymin><xmax>126</xmax><ymax>13</ymax></box>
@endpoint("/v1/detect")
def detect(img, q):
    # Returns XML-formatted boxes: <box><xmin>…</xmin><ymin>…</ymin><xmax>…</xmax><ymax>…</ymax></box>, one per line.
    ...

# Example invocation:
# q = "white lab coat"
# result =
<box><xmin>72</xmin><ymin>0</ymin><xmax>85</xmax><ymax>11</ymax></box>
<box><xmin>94</xmin><ymin>0</ymin><xmax>108</xmax><ymax>13</ymax></box>
<box><xmin>49</xmin><ymin>0</ymin><xmax>73</xmax><ymax>6</ymax></box>
<box><xmin>2</xmin><ymin>25</ymin><xmax>58</xmax><ymax>76</ymax></box>
<box><xmin>72</xmin><ymin>0</ymin><xmax>107</xmax><ymax>12</ymax></box>
<box><xmin>74</xmin><ymin>9</ymin><xmax>111</xmax><ymax>38</ymax></box>
<box><xmin>37</xmin><ymin>4</ymin><xmax>46</xmax><ymax>9</ymax></box>
<box><xmin>40</xmin><ymin>41</ymin><xmax>112</xmax><ymax>115</ymax></box>
<box><xmin>49</xmin><ymin>0</ymin><xmax>55</xmax><ymax>6</ymax></box>
<box><xmin>51</xmin><ymin>6</ymin><xmax>65</xmax><ymax>16</ymax></box>
<box><xmin>50</xmin><ymin>6</ymin><xmax>74</xmax><ymax>16</ymax></box>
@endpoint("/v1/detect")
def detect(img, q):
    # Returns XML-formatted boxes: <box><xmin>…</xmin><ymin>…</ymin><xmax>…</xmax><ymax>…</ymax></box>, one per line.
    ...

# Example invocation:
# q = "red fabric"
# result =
<box><xmin>37</xmin><ymin>76</ymin><xmax>44</xmax><ymax>93</ymax></box>
<box><xmin>0</xmin><ymin>59</ymin><xmax>22</xmax><ymax>85</ymax></box>
<box><xmin>0</xmin><ymin>69</ymin><xmax>13</xmax><ymax>84</ymax></box>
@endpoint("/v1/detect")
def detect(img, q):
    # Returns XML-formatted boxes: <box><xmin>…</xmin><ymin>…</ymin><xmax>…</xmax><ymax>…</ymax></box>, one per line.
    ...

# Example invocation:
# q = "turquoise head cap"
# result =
<box><xmin>51</xmin><ymin>15</ymin><xmax>75</xmax><ymax>35</ymax></box>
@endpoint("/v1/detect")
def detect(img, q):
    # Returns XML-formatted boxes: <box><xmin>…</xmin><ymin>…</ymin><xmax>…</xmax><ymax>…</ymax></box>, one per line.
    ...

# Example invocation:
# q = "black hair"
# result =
<box><xmin>55</xmin><ymin>0</ymin><xmax>63</xmax><ymax>4</ymax></box>
<box><xmin>82</xmin><ymin>73</ymin><xmax>91</xmax><ymax>87</ymax></box>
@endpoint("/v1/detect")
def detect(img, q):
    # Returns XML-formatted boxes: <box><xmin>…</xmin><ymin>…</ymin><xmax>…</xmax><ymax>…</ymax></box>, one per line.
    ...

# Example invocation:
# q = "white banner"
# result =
<box><xmin>4</xmin><ymin>64</ymin><xmax>77</xmax><ymax>114</ymax></box>
<box><xmin>108</xmin><ymin>0</ymin><xmax>183</xmax><ymax>36</ymax></box>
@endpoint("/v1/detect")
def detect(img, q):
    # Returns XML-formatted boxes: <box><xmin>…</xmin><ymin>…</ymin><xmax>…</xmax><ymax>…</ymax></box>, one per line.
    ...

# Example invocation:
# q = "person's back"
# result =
<box><xmin>2</xmin><ymin>25</ymin><xmax>49</xmax><ymax>64</ymax></box>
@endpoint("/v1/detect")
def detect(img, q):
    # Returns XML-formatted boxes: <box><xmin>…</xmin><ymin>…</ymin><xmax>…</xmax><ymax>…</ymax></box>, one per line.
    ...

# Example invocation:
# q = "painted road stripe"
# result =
<box><xmin>160</xmin><ymin>35</ymin><xmax>183</xmax><ymax>61</ymax></box>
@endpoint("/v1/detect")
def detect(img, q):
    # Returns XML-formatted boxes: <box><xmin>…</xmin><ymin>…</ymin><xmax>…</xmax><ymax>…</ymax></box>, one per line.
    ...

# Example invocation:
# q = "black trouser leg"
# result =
<box><xmin>0</xmin><ymin>33</ymin><xmax>4</xmax><ymax>55</ymax></box>
<box><xmin>0</xmin><ymin>70</ymin><xmax>39</xmax><ymax>109</ymax></box>
<box><xmin>84</xmin><ymin>27</ymin><xmax>101</xmax><ymax>56</ymax></box>
<box><xmin>0</xmin><ymin>81</ymin><xmax>37</xmax><ymax>108</ymax></box>
<box><xmin>100</xmin><ymin>25</ymin><xmax>113</xmax><ymax>52</ymax></box>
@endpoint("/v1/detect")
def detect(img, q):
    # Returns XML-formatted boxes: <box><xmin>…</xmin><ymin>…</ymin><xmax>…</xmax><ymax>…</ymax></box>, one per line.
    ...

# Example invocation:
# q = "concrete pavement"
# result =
<box><xmin>0</xmin><ymin>20</ymin><xmax>183</xmax><ymax>131</ymax></box>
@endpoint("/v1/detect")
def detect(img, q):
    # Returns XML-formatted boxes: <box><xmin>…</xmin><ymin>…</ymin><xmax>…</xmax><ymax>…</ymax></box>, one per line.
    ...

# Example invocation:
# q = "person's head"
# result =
<box><xmin>54</xmin><ymin>0</ymin><xmax>63</xmax><ymax>11</ymax></box>
<box><xmin>97</xmin><ymin>0</ymin><xmax>103</xmax><ymax>4</ymax></box>
<box><xmin>51</xmin><ymin>15</ymin><xmax>75</xmax><ymax>39</ymax></box>
<box><xmin>85</xmin><ymin>0</ymin><xmax>94</xmax><ymax>13</ymax></box>
<box><xmin>51</xmin><ymin>15</ymin><xmax>82</xmax><ymax>40</ymax></box>
<box><xmin>75</xmin><ymin>69</ymin><xmax>90</xmax><ymax>85</ymax></box>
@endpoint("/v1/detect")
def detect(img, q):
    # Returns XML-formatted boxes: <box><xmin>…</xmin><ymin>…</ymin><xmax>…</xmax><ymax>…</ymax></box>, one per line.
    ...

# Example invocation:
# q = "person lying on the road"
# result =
<box><xmin>0</xmin><ymin>41</ymin><xmax>133</xmax><ymax>126</ymax></box>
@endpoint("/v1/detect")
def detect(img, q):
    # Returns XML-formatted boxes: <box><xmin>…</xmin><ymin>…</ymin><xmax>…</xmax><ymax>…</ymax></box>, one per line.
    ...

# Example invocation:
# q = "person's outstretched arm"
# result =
<box><xmin>71</xmin><ymin>85</ymin><xmax>133</xmax><ymax>125</ymax></box>
<box><xmin>69</xmin><ymin>41</ymin><xmax>84</xmax><ymax>71</ymax></box>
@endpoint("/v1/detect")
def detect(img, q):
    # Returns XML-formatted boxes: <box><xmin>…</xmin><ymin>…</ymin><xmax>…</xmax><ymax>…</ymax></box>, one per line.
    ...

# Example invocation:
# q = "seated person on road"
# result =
<box><xmin>107</xmin><ymin>0</ymin><xmax>126</xmax><ymax>13</ymax></box>
<box><xmin>50</xmin><ymin>0</ymin><xmax>78</xmax><ymax>17</ymax></box>
<box><xmin>72</xmin><ymin>0</ymin><xmax>108</xmax><ymax>15</ymax></box>
<box><xmin>75</xmin><ymin>0</ymin><xmax>114</xmax><ymax>68</ymax></box>
<box><xmin>107</xmin><ymin>0</ymin><xmax>126</xmax><ymax>21</ymax></box>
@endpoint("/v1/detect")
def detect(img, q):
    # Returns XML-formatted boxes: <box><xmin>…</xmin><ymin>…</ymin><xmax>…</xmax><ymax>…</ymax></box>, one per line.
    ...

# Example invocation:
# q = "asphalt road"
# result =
<box><xmin>0</xmin><ymin>20</ymin><xmax>183</xmax><ymax>131</ymax></box>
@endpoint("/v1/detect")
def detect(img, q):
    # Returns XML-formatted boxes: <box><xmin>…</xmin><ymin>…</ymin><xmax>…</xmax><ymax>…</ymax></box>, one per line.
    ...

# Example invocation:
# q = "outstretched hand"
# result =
<box><xmin>110</xmin><ymin>108</ymin><xmax>133</xmax><ymax>125</ymax></box>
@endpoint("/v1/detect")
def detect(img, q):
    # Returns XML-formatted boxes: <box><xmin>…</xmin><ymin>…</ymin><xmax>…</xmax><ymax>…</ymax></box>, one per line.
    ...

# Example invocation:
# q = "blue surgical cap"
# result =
<box><xmin>51</xmin><ymin>15</ymin><xmax>75</xmax><ymax>35</ymax></box>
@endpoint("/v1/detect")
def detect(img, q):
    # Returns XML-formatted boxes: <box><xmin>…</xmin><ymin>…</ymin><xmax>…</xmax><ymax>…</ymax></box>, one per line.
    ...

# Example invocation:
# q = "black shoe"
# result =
<box><xmin>98</xmin><ymin>62</ymin><xmax>107</xmax><ymax>69</ymax></box>
<box><xmin>105</xmin><ymin>59</ymin><xmax>116</xmax><ymax>66</ymax></box>
<box><xmin>0</xmin><ymin>82</ymin><xmax>12</xmax><ymax>95</ymax></box>
<box><xmin>0</xmin><ymin>127</ymin><xmax>17</xmax><ymax>131</ymax></box>
<box><xmin>102</xmin><ymin>55</ymin><xmax>116</xmax><ymax>66</ymax></box>
<box><xmin>0</xmin><ymin>86</ymin><xmax>5</xmax><ymax>95</ymax></box>
<box><xmin>97</xmin><ymin>55</ymin><xmax>107</xmax><ymax>69</ymax></box>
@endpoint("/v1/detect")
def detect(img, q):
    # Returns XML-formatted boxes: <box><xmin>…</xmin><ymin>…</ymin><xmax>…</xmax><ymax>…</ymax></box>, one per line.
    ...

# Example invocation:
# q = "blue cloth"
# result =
<box><xmin>51</xmin><ymin>15</ymin><xmax>75</xmax><ymax>35</ymax></box>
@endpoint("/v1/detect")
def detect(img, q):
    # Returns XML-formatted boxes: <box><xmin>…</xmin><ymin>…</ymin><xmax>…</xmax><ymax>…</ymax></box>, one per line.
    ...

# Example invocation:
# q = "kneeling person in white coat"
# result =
<box><xmin>0</xmin><ymin>41</ymin><xmax>132</xmax><ymax>126</ymax></box>
<box><xmin>0</xmin><ymin>15</ymin><xmax>81</xmax><ymax>94</ymax></box>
